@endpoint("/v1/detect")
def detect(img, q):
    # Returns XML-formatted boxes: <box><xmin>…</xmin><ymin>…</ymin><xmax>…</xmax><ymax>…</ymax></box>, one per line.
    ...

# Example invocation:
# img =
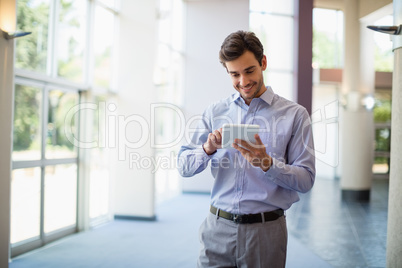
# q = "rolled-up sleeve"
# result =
<box><xmin>177</xmin><ymin>107</ymin><xmax>213</xmax><ymax>177</ymax></box>
<box><xmin>177</xmin><ymin>146</ymin><xmax>212</xmax><ymax>177</ymax></box>
<box><xmin>265</xmin><ymin>108</ymin><xmax>315</xmax><ymax>193</ymax></box>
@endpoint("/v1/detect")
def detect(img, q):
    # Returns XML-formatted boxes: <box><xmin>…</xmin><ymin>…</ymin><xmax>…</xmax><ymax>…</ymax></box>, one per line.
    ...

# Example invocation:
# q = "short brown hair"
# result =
<box><xmin>219</xmin><ymin>30</ymin><xmax>264</xmax><ymax>68</ymax></box>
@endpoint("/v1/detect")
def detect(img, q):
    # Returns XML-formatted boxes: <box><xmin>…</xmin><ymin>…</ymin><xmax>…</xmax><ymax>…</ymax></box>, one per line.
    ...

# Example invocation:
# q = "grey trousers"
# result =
<box><xmin>197</xmin><ymin>211</ymin><xmax>288</xmax><ymax>268</ymax></box>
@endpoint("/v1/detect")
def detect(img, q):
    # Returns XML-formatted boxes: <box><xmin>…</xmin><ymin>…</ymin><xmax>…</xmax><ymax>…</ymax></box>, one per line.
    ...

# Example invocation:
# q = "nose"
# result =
<box><xmin>239</xmin><ymin>75</ymin><xmax>250</xmax><ymax>87</ymax></box>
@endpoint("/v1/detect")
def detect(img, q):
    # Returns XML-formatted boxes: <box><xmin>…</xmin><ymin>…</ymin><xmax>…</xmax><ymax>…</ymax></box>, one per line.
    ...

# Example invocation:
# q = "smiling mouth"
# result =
<box><xmin>240</xmin><ymin>83</ymin><xmax>254</xmax><ymax>92</ymax></box>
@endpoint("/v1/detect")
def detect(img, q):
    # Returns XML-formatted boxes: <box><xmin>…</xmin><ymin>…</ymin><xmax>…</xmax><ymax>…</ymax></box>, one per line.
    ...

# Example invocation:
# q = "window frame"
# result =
<box><xmin>11</xmin><ymin>76</ymin><xmax>80</xmax><ymax>257</ymax></box>
<box><xmin>12</xmin><ymin>0</ymin><xmax>120</xmax><ymax>257</ymax></box>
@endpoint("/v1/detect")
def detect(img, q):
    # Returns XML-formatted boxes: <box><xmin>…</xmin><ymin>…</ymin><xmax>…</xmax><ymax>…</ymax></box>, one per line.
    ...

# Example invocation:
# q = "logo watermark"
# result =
<box><xmin>63</xmin><ymin>101</ymin><xmax>339</xmax><ymax>170</ymax></box>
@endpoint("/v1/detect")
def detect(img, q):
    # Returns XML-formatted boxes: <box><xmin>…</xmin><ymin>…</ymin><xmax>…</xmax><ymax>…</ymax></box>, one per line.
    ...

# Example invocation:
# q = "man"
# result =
<box><xmin>177</xmin><ymin>30</ymin><xmax>315</xmax><ymax>268</ymax></box>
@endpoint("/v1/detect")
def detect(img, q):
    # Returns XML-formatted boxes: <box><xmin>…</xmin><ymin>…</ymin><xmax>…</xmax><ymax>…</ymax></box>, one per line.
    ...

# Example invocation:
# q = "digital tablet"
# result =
<box><xmin>221</xmin><ymin>124</ymin><xmax>260</xmax><ymax>149</ymax></box>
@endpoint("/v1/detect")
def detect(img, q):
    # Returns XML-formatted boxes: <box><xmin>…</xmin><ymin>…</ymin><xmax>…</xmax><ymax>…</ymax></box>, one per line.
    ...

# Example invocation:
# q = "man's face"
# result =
<box><xmin>225</xmin><ymin>50</ymin><xmax>267</xmax><ymax>105</ymax></box>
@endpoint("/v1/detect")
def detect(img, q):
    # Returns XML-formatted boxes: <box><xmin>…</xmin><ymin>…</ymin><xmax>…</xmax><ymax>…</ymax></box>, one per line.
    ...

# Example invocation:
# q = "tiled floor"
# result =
<box><xmin>10</xmin><ymin>177</ymin><xmax>389</xmax><ymax>268</ymax></box>
<box><xmin>11</xmin><ymin>192</ymin><xmax>330</xmax><ymax>268</ymax></box>
<box><xmin>286</xmin><ymin>178</ymin><xmax>389</xmax><ymax>268</ymax></box>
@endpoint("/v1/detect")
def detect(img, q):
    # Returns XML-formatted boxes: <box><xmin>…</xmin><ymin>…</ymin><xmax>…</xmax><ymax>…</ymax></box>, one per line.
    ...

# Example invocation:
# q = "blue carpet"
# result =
<box><xmin>10</xmin><ymin>194</ymin><xmax>331</xmax><ymax>268</ymax></box>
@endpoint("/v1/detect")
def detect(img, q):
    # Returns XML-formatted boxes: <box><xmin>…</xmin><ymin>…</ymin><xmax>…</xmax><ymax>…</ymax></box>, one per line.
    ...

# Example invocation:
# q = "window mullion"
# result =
<box><xmin>47</xmin><ymin>0</ymin><xmax>55</xmax><ymax>77</ymax></box>
<box><xmin>50</xmin><ymin>0</ymin><xmax>59</xmax><ymax>78</ymax></box>
<box><xmin>86</xmin><ymin>0</ymin><xmax>95</xmax><ymax>86</ymax></box>
<box><xmin>39</xmin><ymin>85</ymin><xmax>49</xmax><ymax>245</ymax></box>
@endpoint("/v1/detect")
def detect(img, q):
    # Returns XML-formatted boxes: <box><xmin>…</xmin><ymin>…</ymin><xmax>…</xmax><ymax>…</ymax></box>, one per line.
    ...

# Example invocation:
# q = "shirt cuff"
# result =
<box><xmin>263</xmin><ymin>157</ymin><xmax>283</xmax><ymax>178</ymax></box>
<box><xmin>197</xmin><ymin>145</ymin><xmax>214</xmax><ymax>160</ymax></box>
<box><xmin>201</xmin><ymin>144</ymin><xmax>217</xmax><ymax>156</ymax></box>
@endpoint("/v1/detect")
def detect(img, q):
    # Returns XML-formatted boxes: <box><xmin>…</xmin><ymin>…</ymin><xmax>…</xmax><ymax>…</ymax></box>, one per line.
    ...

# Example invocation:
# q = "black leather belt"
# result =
<box><xmin>210</xmin><ymin>205</ymin><xmax>284</xmax><ymax>224</ymax></box>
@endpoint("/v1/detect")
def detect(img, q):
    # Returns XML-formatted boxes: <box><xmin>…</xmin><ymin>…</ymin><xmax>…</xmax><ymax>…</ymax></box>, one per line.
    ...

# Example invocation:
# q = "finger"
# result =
<box><xmin>207</xmin><ymin>133</ymin><xmax>213</xmax><ymax>142</ymax></box>
<box><xmin>208</xmin><ymin>133</ymin><xmax>216</xmax><ymax>146</ymax></box>
<box><xmin>213</xmin><ymin>130</ymin><xmax>222</xmax><ymax>149</ymax></box>
<box><xmin>208</xmin><ymin>133</ymin><xmax>214</xmax><ymax>142</ymax></box>
<box><xmin>254</xmin><ymin>134</ymin><xmax>266</xmax><ymax>149</ymax></box>
<box><xmin>255</xmin><ymin>134</ymin><xmax>263</xmax><ymax>145</ymax></box>
<box><xmin>232</xmin><ymin>143</ymin><xmax>252</xmax><ymax>159</ymax></box>
<box><xmin>213</xmin><ymin>129</ymin><xmax>222</xmax><ymax>143</ymax></box>
<box><xmin>234</xmin><ymin>139</ymin><xmax>254</xmax><ymax>151</ymax></box>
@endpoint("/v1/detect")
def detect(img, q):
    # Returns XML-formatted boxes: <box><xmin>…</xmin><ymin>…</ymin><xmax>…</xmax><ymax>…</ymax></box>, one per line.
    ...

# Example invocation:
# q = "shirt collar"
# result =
<box><xmin>259</xmin><ymin>86</ymin><xmax>274</xmax><ymax>105</ymax></box>
<box><xmin>230</xmin><ymin>86</ymin><xmax>274</xmax><ymax>105</ymax></box>
<box><xmin>230</xmin><ymin>92</ymin><xmax>241</xmax><ymax>103</ymax></box>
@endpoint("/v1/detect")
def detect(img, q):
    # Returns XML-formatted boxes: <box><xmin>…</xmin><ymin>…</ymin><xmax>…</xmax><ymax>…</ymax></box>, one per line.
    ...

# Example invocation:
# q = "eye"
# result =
<box><xmin>246</xmin><ymin>69</ymin><xmax>255</xmax><ymax>74</ymax></box>
<box><xmin>231</xmin><ymin>73</ymin><xmax>240</xmax><ymax>78</ymax></box>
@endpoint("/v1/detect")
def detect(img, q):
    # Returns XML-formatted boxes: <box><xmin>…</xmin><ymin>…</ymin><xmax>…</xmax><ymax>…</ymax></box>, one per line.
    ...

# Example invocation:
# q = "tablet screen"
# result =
<box><xmin>221</xmin><ymin>124</ymin><xmax>260</xmax><ymax>149</ymax></box>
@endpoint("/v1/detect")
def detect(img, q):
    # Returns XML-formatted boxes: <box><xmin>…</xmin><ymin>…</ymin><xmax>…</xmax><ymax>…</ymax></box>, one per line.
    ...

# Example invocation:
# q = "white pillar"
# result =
<box><xmin>0</xmin><ymin>0</ymin><xmax>16</xmax><ymax>264</ymax></box>
<box><xmin>340</xmin><ymin>0</ymin><xmax>374</xmax><ymax>201</ymax></box>
<box><xmin>386</xmin><ymin>0</ymin><xmax>402</xmax><ymax>265</ymax></box>
<box><xmin>112</xmin><ymin>0</ymin><xmax>157</xmax><ymax>220</ymax></box>
<box><xmin>181</xmin><ymin>0</ymin><xmax>249</xmax><ymax>193</ymax></box>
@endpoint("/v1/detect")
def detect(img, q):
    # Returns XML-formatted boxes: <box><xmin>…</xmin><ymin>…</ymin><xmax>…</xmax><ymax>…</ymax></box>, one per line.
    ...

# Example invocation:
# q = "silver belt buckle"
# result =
<box><xmin>233</xmin><ymin>214</ymin><xmax>244</xmax><ymax>223</ymax></box>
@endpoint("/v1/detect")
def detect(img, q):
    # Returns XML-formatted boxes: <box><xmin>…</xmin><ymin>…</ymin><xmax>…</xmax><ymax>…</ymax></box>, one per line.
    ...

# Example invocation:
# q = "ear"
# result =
<box><xmin>261</xmin><ymin>55</ymin><xmax>267</xmax><ymax>71</ymax></box>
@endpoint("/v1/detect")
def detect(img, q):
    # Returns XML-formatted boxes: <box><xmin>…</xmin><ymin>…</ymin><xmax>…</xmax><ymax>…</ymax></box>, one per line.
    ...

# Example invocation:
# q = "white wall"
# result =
<box><xmin>181</xmin><ymin>0</ymin><xmax>250</xmax><ymax>192</ymax></box>
<box><xmin>0</xmin><ymin>1</ymin><xmax>15</xmax><ymax>265</ymax></box>
<box><xmin>112</xmin><ymin>0</ymin><xmax>157</xmax><ymax>218</ymax></box>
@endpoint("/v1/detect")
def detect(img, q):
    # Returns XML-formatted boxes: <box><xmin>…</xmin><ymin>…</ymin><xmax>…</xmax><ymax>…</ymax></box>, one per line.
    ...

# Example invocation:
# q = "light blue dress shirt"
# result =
<box><xmin>178</xmin><ymin>86</ymin><xmax>315</xmax><ymax>214</ymax></box>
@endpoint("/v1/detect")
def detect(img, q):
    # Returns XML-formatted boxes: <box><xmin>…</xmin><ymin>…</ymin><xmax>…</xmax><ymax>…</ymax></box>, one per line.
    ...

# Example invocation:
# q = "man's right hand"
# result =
<box><xmin>203</xmin><ymin>128</ymin><xmax>223</xmax><ymax>155</ymax></box>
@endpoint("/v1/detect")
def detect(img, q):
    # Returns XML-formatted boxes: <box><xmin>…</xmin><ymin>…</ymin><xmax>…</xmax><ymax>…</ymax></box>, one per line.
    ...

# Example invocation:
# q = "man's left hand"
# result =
<box><xmin>232</xmin><ymin>134</ymin><xmax>272</xmax><ymax>172</ymax></box>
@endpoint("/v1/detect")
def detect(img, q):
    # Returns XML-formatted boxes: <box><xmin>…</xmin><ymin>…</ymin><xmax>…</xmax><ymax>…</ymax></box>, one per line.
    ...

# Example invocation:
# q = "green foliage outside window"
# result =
<box><xmin>13</xmin><ymin>85</ymin><xmax>41</xmax><ymax>152</ymax></box>
<box><xmin>313</xmin><ymin>27</ymin><xmax>342</xmax><ymax>69</ymax></box>
<box><xmin>374</xmin><ymin>98</ymin><xmax>391</xmax><ymax>153</ymax></box>
<box><xmin>374</xmin><ymin>99</ymin><xmax>392</xmax><ymax>123</ymax></box>
<box><xmin>374</xmin><ymin>46</ymin><xmax>393</xmax><ymax>72</ymax></box>
<box><xmin>16</xmin><ymin>0</ymin><xmax>49</xmax><ymax>73</ymax></box>
<box><xmin>46</xmin><ymin>90</ymin><xmax>78</xmax><ymax>156</ymax></box>
<box><xmin>373</xmin><ymin>97</ymin><xmax>392</xmax><ymax>170</ymax></box>
<box><xmin>94</xmin><ymin>46</ymin><xmax>112</xmax><ymax>88</ymax></box>
<box><xmin>16</xmin><ymin>0</ymin><xmax>84</xmax><ymax>82</ymax></box>
<box><xmin>57</xmin><ymin>0</ymin><xmax>85</xmax><ymax>82</ymax></box>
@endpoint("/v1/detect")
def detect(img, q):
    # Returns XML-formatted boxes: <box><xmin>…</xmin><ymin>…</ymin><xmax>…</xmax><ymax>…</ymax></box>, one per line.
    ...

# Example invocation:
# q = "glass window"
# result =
<box><xmin>266</xmin><ymin>72</ymin><xmax>294</xmax><ymax>101</ymax></box>
<box><xmin>154</xmin><ymin>44</ymin><xmax>171</xmax><ymax>86</ymax></box>
<box><xmin>56</xmin><ymin>0</ymin><xmax>87</xmax><ymax>83</ymax></box>
<box><xmin>16</xmin><ymin>0</ymin><xmax>50</xmax><ymax>74</ymax></box>
<box><xmin>89</xmin><ymin>157</ymin><xmax>110</xmax><ymax>219</ymax></box>
<box><xmin>373</xmin><ymin>15</ymin><xmax>393</xmax><ymax>72</ymax></box>
<box><xmin>250</xmin><ymin>0</ymin><xmax>293</xmax><ymax>15</ymax></box>
<box><xmin>12</xmin><ymin>84</ymin><xmax>42</xmax><ymax>161</ymax></box>
<box><xmin>97</xmin><ymin>0</ymin><xmax>117</xmax><ymax>9</ymax></box>
<box><xmin>373</xmin><ymin>89</ymin><xmax>392</xmax><ymax>175</ymax></box>
<box><xmin>10</xmin><ymin>168</ymin><xmax>41</xmax><ymax>244</ymax></box>
<box><xmin>46</xmin><ymin>90</ymin><xmax>79</xmax><ymax>159</ymax></box>
<box><xmin>154</xmin><ymin>0</ymin><xmax>184</xmax><ymax>204</ymax></box>
<box><xmin>44</xmin><ymin>164</ymin><xmax>77</xmax><ymax>233</ymax></box>
<box><xmin>250</xmin><ymin>13</ymin><xmax>294</xmax><ymax>71</ymax></box>
<box><xmin>250</xmin><ymin>1</ymin><xmax>295</xmax><ymax>100</ymax></box>
<box><xmin>154</xmin><ymin>105</ymin><xmax>182</xmax><ymax>203</ymax></box>
<box><xmin>12</xmin><ymin>0</ymin><xmax>120</xmax><ymax>257</ymax></box>
<box><xmin>375</xmin><ymin>128</ymin><xmax>390</xmax><ymax>151</ymax></box>
<box><xmin>170</xmin><ymin>0</ymin><xmax>183</xmax><ymax>52</ymax></box>
<box><xmin>157</xmin><ymin>1</ymin><xmax>172</xmax><ymax>45</ymax></box>
<box><xmin>89</xmin><ymin>96</ymin><xmax>110</xmax><ymax>220</ymax></box>
<box><xmin>312</xmin><ymin>8</ymin><xmax>344</xmax><ymax>69</ymax></box>
<box><xmin>93</xmin><ymin>5</ymin><xmax>115</xmax><ymax>89</ymax></box>
<box><xmin>373</xmin><ymin>126</ymin><xmax>390</xmax><ymax>175</ymax></box>
<box><xmin>374</xmin><ymin>89</ymin><xmax>392</xmax><ymax>124</ymax></box>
